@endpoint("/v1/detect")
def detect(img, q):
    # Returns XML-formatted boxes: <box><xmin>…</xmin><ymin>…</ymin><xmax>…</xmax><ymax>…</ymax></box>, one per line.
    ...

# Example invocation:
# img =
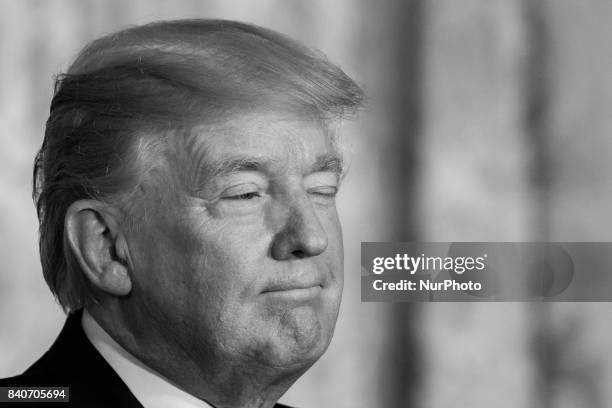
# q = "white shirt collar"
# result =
<box><xmin>81</xmin><ymin>309</ymin><xmax>213</xmax><ymax>408</ymax></box>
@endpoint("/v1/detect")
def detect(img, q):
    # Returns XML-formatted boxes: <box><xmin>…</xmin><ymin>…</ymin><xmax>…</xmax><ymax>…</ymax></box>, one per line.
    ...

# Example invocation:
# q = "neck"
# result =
<box><xmin>86</xmin><ymin>303</ymin><xmax>305</xmax><ymax>408</ymax></box>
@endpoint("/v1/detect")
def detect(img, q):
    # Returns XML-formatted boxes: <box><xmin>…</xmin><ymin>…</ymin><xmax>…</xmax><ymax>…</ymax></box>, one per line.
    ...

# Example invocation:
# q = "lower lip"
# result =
<box><xmin>263</xmin><ymin>285</ymin><xmax>323</xmax><ymax>301</ymax></box>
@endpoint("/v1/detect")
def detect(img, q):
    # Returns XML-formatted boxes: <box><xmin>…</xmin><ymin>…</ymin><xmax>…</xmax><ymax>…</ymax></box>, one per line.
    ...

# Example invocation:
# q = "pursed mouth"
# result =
<box><xmin>261</xmin><ymin>285</ymin><xmax>323</xmax><ymax>302</ymax></box>
<box><xmin>261</xmin><ymin>270</ymin><xmax>327</xmax><ymax>296</ymax></box>
<box><xmin>262</xmin><ymin>283</ymin><xmax>323</xmax><ymax>293</ymax></box>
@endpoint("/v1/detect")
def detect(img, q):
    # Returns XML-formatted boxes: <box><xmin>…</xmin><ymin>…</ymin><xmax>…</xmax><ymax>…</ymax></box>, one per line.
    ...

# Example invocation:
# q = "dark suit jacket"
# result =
<box><xmin>0</xmin><ymin>310</ymin><xmax>293</xmax><ymax>407</ymax></box>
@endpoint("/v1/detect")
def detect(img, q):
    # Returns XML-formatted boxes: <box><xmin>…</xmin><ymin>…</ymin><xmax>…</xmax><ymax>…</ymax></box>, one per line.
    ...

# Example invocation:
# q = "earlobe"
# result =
<box><xmin>100</xmin><ymin>262</ymin><xmax>132</xmax><ymax>296</ymax></box>
<box><xmin>65</xmin><ymin>200</ymin><xmax>133</xmax><ymax>297</ymax></box>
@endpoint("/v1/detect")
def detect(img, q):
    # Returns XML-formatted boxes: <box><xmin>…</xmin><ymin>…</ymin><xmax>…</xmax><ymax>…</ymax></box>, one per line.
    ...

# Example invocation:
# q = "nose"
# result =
<box><xmin>270</xmin><ymin>197</ymin><xmax>328</xmax><ymax>260</ymax></box>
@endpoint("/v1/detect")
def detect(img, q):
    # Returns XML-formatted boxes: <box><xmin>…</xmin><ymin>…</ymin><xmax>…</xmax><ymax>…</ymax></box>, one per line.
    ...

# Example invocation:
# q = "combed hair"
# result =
<box><xmin>33</xmin><ymin>19</ymin><xmax>364</xmax><ymax>312</ymax></box>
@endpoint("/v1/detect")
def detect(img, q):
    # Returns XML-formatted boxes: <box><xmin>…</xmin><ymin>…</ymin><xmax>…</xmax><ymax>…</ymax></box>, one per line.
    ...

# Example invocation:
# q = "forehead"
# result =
<box><xmin>180</xmin><ymin>111</ymin><xmax>338</xmax><ymax>174</ymax></box>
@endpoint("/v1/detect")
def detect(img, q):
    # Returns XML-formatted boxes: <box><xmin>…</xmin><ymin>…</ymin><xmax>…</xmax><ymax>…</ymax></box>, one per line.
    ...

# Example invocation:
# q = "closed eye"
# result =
<box><xmin>309</xmin><ymin>187</ymin><xmax>338</xmax><ymax>198</ymax></box>
<box><xmin>225</xmin><ymin>192</ymin><xmax>261</xmax><ymax>200</ymax></box>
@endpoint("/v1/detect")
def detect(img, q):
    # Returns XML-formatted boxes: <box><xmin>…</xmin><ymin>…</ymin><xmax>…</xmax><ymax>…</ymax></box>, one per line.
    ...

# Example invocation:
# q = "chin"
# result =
<box><xmin>261</xmin><ymin>305</ymin><xmax>335</xmax><ymax>370</ymax></box>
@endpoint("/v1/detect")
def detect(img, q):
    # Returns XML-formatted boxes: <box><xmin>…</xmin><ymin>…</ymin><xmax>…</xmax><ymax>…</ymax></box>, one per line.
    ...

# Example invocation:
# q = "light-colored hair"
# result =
<box><xmin>33</xmin><ymin>19</ymin><xmax>364</xmax><ymax>312</ymax></box>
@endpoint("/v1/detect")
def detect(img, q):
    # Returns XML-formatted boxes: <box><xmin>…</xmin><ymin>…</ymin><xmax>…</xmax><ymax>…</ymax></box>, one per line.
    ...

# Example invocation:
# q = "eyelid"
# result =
<box><xmin>308</xmin><ymin>186</ymin><xmax>338</xmax><ymax>196</ymax></box>
<box><xmin>304</xmin><ymin>171</ymin><xmax>340</xmax><ymax>193</ymax></box>
<box><xmin>221</xmin><ymin>183</ymin><xmax>262</xmax><ymax>198</ymax></box>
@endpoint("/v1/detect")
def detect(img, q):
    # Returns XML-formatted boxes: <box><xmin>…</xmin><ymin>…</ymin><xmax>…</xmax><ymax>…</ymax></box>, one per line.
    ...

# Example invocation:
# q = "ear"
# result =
<box><xmin>65</xmin><ymin>200</ymin><xmax>132</xmax><ymax>297</ymax></box>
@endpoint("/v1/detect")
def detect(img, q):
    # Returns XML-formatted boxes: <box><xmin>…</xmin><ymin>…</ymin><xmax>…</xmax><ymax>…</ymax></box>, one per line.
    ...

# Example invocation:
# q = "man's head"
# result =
<box><xmin>34</xmin><ymin>19</ymin><xmax>363</xmax><ymax>405</ymax></box>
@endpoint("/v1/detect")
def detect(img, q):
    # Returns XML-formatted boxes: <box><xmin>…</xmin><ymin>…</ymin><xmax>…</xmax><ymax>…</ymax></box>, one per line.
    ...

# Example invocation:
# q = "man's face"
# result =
<box><xmin>125</xmin><ymin>110</ymin><xmax>344</xmax><ymax>374</ymax></box>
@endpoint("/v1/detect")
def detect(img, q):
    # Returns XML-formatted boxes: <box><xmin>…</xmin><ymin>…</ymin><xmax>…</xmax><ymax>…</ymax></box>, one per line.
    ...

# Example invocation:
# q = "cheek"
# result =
<box><xmin>319</xmin><ymin>207</ymin><xmax>344</xmax><ymax>261</ymax></box>
<box><xmin>125</xmin><ymin>201</ymin><xmax>206</xmax><ymax>301</ymax></box>
<box><xmin>320</xmin><ymin>209</ymin><xmax>344</xmax><ymax>305</ymax></box>
<box><xmin>165</xmin><ymin>213</ymin><xmax>269</xmax><ymax>301</ymax></box>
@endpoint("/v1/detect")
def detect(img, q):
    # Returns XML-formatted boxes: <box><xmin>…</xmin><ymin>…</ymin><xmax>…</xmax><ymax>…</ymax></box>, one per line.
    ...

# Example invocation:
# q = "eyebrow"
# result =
<box><xmin>311</xmin><ymin>153</ymin><xmax>344</xmax><ymax>174</ymax></box>
<box><xmin>210</xmin><ymin>156</ymin><xmax>272</xmax><ymax>177</ymax></box>
<box><xmin>208</xmin><ymin>153</ymin><xmax>344</xmax><ymax>178</ymax></box>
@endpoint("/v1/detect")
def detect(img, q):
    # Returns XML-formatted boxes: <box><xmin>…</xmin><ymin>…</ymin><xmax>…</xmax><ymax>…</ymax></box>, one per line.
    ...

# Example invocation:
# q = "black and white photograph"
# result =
<box><xmin>1</xmin><ymin>1</ymin><xmax>612</xmax><ymax>407</ymax></box>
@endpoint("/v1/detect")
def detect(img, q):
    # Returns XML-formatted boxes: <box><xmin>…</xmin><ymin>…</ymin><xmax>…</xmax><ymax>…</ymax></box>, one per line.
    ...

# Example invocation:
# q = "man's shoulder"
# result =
<box><xmin>0</xmin><ymin>371</ymin><xmax>48</xmax><ymax>387</ymax></box>
<box><xmin>0</xmin><ymin>351</ymin><xmax>72</xmax><ymax>407</ymax></box>
<box><xmin>0</xmin><ymin>310</ymin><xmax>143</xmax><ymax>407</ymax></box>
<box><xmin>0</xmin><ymin>339</ymin><xmax>61</xmax><ymax>387</ymax></box>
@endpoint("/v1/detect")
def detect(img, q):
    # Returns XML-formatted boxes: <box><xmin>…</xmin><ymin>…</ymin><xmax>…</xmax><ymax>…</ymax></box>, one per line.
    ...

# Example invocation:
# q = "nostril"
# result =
<box><xmin>290</xmin><ymin>249</ymin><xmax>307</xmax><ymax>259</ymax></box>
<box><xmin>290</xmin><ymin>243</ymin><xmax>326</xmax><ymax>258</ymax></box>
<box><xmin>270</xmin><ymin>227</ymin><xmax>328</xmax><ymax>260</ymax></box>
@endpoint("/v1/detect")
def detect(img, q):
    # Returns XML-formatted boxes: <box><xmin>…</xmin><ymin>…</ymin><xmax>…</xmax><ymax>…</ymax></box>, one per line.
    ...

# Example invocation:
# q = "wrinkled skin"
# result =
<box><xmin>110</xmin><ymin>111</ymin><xmax>345</xmax><ymax>407</ymax></box>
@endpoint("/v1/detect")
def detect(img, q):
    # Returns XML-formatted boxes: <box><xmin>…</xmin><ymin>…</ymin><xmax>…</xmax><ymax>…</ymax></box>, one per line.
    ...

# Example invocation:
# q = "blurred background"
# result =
<box><xmin>1</xmin><ymin>0</ymin><xmax>612</xmax><ymax>407</ymax></box>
